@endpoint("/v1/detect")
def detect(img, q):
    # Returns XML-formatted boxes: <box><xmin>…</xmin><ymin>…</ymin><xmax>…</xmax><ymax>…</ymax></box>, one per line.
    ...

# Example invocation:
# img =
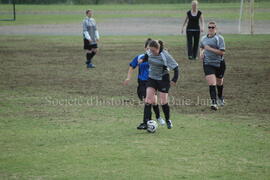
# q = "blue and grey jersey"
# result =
<box><xmin>200</xmin><ymin>34</ymin><xmax>225</xmax><ymax>67</ymax></box>
<box><xmin>146</xmin><ymin>50</ymin><xmax>178</xmax><ymax>80</ymax></box>
<box><xmin>83</xmin><ymin>17</ymin><xmax>100</xmax><ymax>44</ymax></box>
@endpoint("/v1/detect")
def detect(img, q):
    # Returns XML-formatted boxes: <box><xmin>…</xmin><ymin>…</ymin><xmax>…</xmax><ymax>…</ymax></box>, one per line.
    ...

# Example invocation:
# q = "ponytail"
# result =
<box><xmin>144</xmin><ymin>38</ymin><xmax>152</xmax><ymax>48</ymax></box>
<box><xmin>158</xmin><ymin>40</ymin><xmax>164</xmax><ymax>53</ymax></box>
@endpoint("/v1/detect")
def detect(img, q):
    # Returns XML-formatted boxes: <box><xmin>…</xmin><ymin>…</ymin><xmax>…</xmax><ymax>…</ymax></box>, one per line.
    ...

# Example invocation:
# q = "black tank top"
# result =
<box><xmin>186</xmin><ymin>10</ymin><xmax>202</xmax><ymax>31</ymax></box>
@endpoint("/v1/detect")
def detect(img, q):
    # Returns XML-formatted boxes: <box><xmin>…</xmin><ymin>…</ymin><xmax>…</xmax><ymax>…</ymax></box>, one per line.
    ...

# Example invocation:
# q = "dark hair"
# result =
<box><xmin>86</xmin><ymin>9</ymin><xmax>92</xmax><ymax>14</ymax></box>
<box><xmin>144</xmin><ymin>38</ymin><xmax>152</xmax><ymax>48</ymax></box>
<box><xmin>158</xmin><ymin>40</ymin><xmax>164</xmax><ymax>52</ymax></box>
<box><xmin>149</xmin><ymin>40</ymin><xmax>164</xmax><ymax>53</ymax></box>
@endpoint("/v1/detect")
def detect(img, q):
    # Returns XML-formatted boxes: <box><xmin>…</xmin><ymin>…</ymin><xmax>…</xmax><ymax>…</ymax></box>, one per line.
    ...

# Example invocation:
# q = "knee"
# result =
<box><xmin>206</xmin><ymin>78</ymin><xmax>216</xmax><ymax>86</ymax></box>
<box><xmin>160</xmin><ymin>100</ymin><xmax>168</xmax><ymax>105</ymax></box>
<box><xmin>216</xmin><ymin>78</ymin><xmax>223</xmax><ymax>86</ymax></box>
<box><xmin>145</xmin><ymin>97</ymin><xmax>154</xmax><ymax>104</ymax></box>
<box><xmin>208</xmin><ymin>82</ymin><xmax>216</xmax><ymax>86</ymax></box>
<box><xmin>159</xmin><ymin>97</ymin><xmax>168</xmax><ymax>105</ymax></box>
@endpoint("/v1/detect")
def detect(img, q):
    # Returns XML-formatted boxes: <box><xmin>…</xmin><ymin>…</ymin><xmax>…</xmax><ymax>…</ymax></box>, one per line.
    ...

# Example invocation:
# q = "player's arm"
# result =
<box><xmin>83</xmin><ymin>20</ymin><xmax>92</xmax><ymax>42</ymax></box>
<box><xmin>163</xmin><ymin>51</ymin><xmax>179</xmax><ymax>85</ymax></box>
<box><xmin>200</xmin><ymin>14</ymin><xmax>205</xmax><ymax>32</ymax></box>
<box><xmin>199</xmin><ymin>48</ymin><xmax>205</xmax><ymax>60</ymax></box>
<box><xmin>94</xmin><ymin>19</ymin><xmax>100</xmax><ymax>41</ymax></box>
<box><xmin>204</xmin><ymin>45</ymin><xmax>225</xmax><ymax>56</ymax></box>
<box><xmin>123</xmin><ymin>67</ymin><xmax>134</xmax><ymax>85</ymax></box>
<box><xmin>95</xmin><ymin>30</ymin><xmax>100</xmax><ymax>41</ymax></box>
<box><xmin>139</xmin><ymin>54</ymin><xmax>148</xmax><ymax>63</ymax></box>
<box><xmin>181</xmin><ymin>15</ymin><xmax>188</xmax><ymax>34</ymax></box>
<box><xmin>171</xmin><ymin>66</ymin><xmax>179</xmax><ymax>86</ymax></box>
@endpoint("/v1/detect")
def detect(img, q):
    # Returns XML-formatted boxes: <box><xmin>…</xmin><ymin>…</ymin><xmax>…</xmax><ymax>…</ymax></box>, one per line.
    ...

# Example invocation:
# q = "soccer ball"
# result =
<box><xmin>147</xmin><ymin>120</ymin><xmax>158</xmax><ymax>133</ymax></box>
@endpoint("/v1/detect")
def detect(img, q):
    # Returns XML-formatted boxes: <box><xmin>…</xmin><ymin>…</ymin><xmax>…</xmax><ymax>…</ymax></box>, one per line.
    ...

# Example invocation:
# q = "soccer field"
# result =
<box><xmin>0</xmin><ymin>34</ymin><xmax>269</xmax><ymax>179</ymax></box>
<box><xmin>0</xmin><ymin>2</ymin><xmax>270</xmax><ymax>179</ymax></box>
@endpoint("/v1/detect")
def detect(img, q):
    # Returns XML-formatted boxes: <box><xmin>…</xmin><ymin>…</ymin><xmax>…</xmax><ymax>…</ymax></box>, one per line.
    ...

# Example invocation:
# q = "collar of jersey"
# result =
<box><xmin>207</xmin><ymin>33</ymin><xmax>217</xmax><ymax>38</ymax></box>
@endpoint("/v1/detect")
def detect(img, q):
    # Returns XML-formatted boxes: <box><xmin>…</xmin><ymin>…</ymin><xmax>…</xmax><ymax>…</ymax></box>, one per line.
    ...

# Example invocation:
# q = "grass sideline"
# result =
<box><xmin>0</xmin><ymin>34</ymin><xmax>270</xmax><ymax>179</ymax></box>
<box><xmin>0</xmin><ymin>2</ymin><xmax>270</xmax><ymax>25</ymax></box>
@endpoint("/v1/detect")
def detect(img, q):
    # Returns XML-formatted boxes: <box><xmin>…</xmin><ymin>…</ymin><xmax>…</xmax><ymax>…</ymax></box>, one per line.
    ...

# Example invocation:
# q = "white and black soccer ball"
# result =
<box><xmin>147</xmin><ymin>120</ymin><xmax>158</xmax><ymax>133</ymax></box>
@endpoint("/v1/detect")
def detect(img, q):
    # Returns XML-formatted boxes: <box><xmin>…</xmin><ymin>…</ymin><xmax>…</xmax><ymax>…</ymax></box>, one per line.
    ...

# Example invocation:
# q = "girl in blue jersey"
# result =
<box><xmin>124</xmin><ymin>38</ymin><xmax>165</xmax><ymax>129</ymax></box>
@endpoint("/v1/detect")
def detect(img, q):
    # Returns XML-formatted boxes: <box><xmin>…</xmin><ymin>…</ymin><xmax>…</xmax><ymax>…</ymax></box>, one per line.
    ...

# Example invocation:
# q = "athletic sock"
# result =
<box><xmin>217</xmin><ymin>85</ymin><xmax>223</xmax><ymax>99</ymax></box>
<box><xmin>86</xmin><ymin>52</ymin><xmax>96</xmax><ymax>64</ymax></box>
<box><xmin>143</xmin><ymin>103</ymin><xmax>152</xmax><ymax>124</ymax></box>
<box><xmin>161</xmin><ymin>104</ymin><xmax>170</xmax><ymax>122</ymax></box>
<box><xmin>152</xmin><ymin>104</ymin><xmax>160</xmax><ymax>119</ymax></box>
<box><xmin>86</xmin><ymin>53</ymin><xmax>92</xmax><ymax>64</ymax></box>
<box><xmin>209</xmin><ymin>85</ymin><xmax>217</xmax><ymax>104</ymax></box>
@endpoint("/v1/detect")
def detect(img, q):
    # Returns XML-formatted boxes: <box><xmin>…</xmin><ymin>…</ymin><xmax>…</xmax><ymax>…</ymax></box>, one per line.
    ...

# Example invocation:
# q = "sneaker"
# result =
<box><xmin>137</xmin><ymin>123</ymin><xmax>147</xmax><ymax>130</ymax></box>
<box><xmin>166</xmin><ymin>120</ymin><xmax>173</xmax><ymax>129</ymax></box>
<box><xmin>217</xmin><ymin>97</ymin><xmax>225</xmax><ymax>106</ymax></box>
<box><xmin>87</xmin><ymin>63</ymin><xmax>96</xmax><ymax>68</ymax></box>
<box><xmin>188</xmin><ymin>56</ymin><xmax>193</xmax><ymax>60</ymax></box>
<box><xmin>210</xmin><ymin>103</ymin><xmax>218</xmax><ymax>111</ymax></box>
<box><xmin>157</xmin><ymin>117</ymin><xmax>165</xmax><ymax>126</ymax></box>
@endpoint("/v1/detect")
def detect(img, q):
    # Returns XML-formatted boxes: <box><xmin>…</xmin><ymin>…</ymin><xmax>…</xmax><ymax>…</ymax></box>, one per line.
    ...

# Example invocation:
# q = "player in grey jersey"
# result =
<box><xmin>199</xmin><ymin>21</ymin><xmax>226</xmax><ymax>110</ymax></box>
<box><xmin>138</xmin><ymin>40</ymin><xmax>179</xmax><ymax>129</ymax></box>
<box><xmin>83</xmin><ymin>9</ymin><xmax>100</xmax><ymax>68</ymax></box>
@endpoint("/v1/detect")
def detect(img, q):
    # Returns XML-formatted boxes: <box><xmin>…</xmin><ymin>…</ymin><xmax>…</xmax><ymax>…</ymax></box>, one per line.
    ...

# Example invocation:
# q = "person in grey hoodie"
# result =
<box><xmin>83</xmin><ymin>9</ymin><xmax>100</xmax><ymax>68</ymax></box>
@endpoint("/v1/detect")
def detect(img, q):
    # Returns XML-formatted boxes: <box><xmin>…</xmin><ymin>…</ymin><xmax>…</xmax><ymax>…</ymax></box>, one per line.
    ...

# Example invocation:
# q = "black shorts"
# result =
<box><xmin>137</xmin><ymin>79</ymin><xmax>148</xmax><ymax>101</ymax></box>
<box><xmin>147</xmin><ymin>74</ymin><xmax>170</xmax><ymax>93</ymax></box>
<box><xmin>83</xmin><ymin>38</ymin><xmax>98</xmax><ymax>50</ymax></box>
<box><xmin>203</xmin><ymin>61</ymin><xmax>226</xmax><ymax>78</ymax></box>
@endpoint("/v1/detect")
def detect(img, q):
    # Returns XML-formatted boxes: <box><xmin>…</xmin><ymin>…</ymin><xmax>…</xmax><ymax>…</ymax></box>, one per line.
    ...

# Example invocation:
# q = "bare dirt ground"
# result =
<box><xmin>0</xmin><ymin>17</ymin><xmax>269</xmax><ymax>36</ymax></box>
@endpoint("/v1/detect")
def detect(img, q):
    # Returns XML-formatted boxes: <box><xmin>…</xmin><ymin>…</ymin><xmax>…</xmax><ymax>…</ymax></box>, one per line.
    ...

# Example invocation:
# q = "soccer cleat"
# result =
<box><xmin>188</xmin><ymin>56</ymin><xmax>193</xmax><ymax>60</ymax></box>
<box><xmin>87</xmin><ymin>63</ymin><xmax>96</xmax><ymax>68</ymax></box>
<box><xmin>137</xmin><ymin>123</ymin><xmax>147</xmax><ymax>130</ymax></box>
<box><xmin>157</xmin><ymin>117</ymin><xmax>165</xmax><ymax>126</ymax></box>
<box><xmin>166</xmin><ymin>120</ymin><xmax>173</xmax><ymax>129</ymax></box>
<box><xmin>217</xmin><ymin>97</ymin><xmax>225</xmax><ymax>106</ymax></box>
<box><xmin>210</xmin><ymin>103</ymin><xmax>218</xmax><ymax>111</ymax></box>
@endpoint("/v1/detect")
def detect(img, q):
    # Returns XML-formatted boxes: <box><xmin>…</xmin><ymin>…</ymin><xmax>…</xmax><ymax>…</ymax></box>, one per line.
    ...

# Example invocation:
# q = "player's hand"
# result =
<box><xmin>123</xmin><ymin>79</ymin><xmax>130</xmax><ymax>86</ymax></box>
<box><xmin>138</xmin><ymin>59</ymin><xmax>143</xmax><ymax>64</ymax></box>
<box><xmin>170</xmin><ymin>81</ymin><xmax>176</xmax><ymax>86</ymax></box>
<box><xmin>88</xmin><ymin>40</ymin><xmax>92</xmax><ymax>43</ymax></box>
<box><xmin>200</xmin><ymin>53</ymin><xmax>204</xmax><ymax>60</ymax></box>
<box><xmin>200</xmin><ymin>28</ymin><xmax>204</xmax><ymax>33</ymax></box>
<box><xmin>96</xmin><ymin>39</ymin><xmax>99</xmax><ymax>42</ymax></box>
<box><xmin>204</xmin><ymin>45</ymin><xmax>211</xmax><ymax>50</ymax></box>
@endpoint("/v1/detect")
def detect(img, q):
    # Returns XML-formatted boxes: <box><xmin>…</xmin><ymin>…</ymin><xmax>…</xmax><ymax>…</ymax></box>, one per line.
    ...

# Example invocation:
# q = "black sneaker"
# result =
<box><xmin>166</xmin><ymin>120</ymin><xmax>173</xmax><ymax>129</ymax></box>
<box><xmin>137</xmin><ymin>123</ymin><xmax>147</xmax><ymax>130</ymax></box>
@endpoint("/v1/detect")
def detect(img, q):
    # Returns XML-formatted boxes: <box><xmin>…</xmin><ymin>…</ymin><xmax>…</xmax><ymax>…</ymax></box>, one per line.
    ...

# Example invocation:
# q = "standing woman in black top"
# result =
<box><xmin>181</xmin><ymin>0</ymin><xmax>204</xmax><ymax>60</ymax></box>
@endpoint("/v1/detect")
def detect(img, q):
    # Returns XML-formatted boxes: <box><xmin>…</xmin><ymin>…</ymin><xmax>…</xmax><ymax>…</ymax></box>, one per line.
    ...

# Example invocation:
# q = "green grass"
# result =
<box><xmin>0</xmin><ymin>2</ymin><xmax>270</xmax><ymax>25</ymax></box>
<box><xmin>0</xmin><ymin>34</ymin><xmax>270</xmax><ymax>179</ymax></box>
